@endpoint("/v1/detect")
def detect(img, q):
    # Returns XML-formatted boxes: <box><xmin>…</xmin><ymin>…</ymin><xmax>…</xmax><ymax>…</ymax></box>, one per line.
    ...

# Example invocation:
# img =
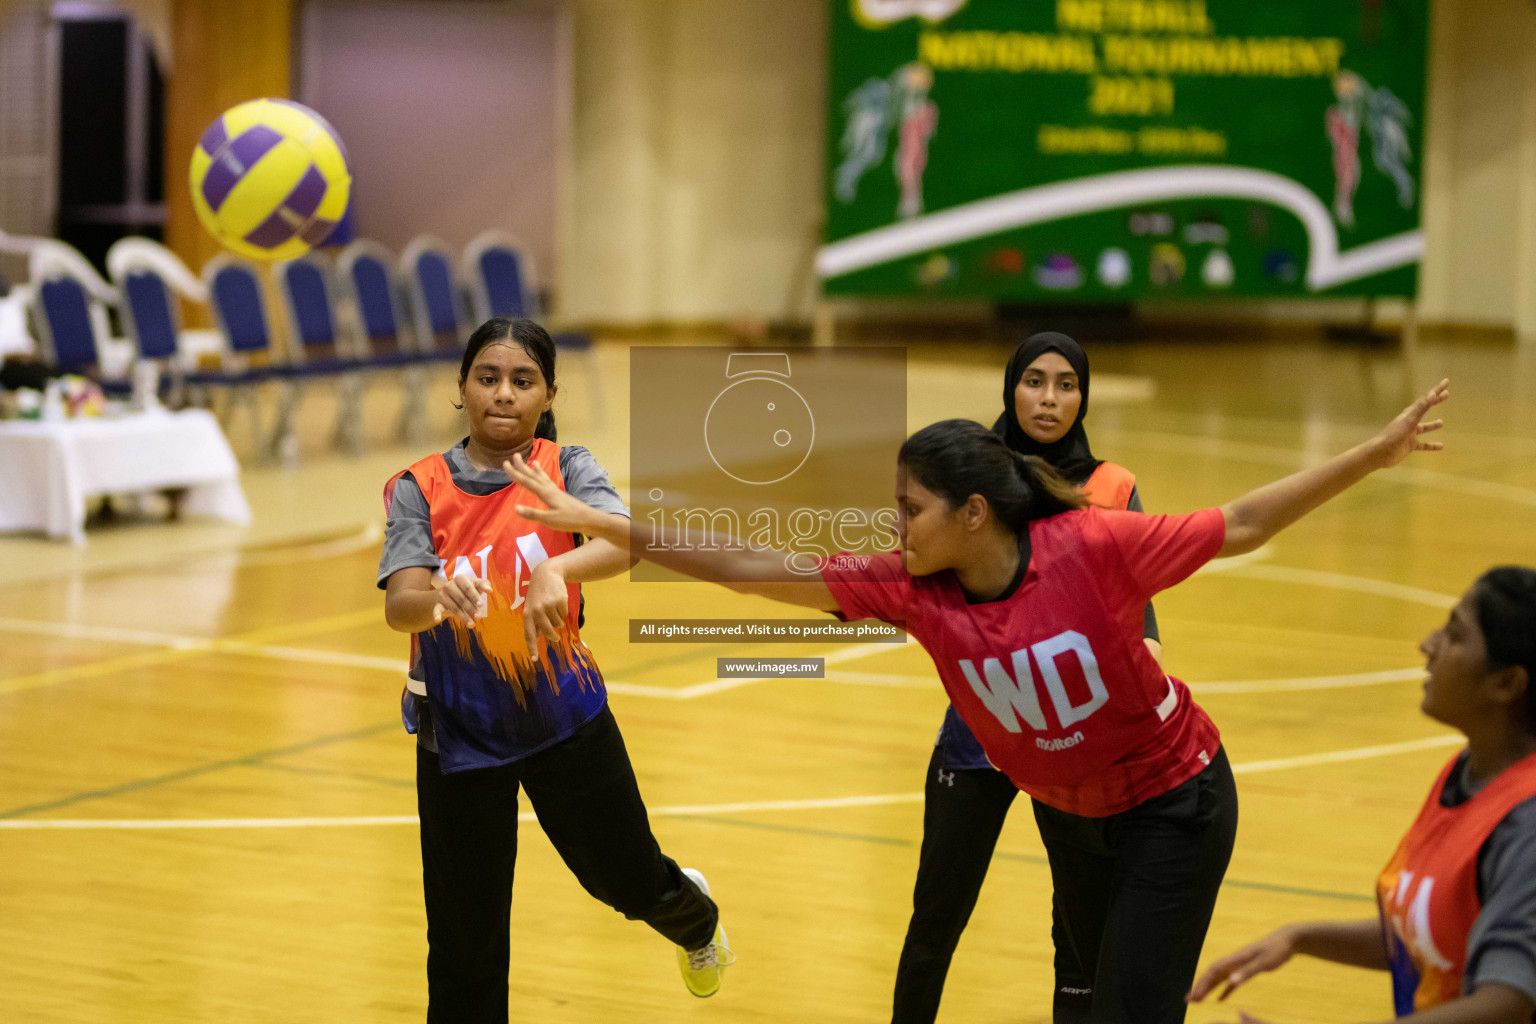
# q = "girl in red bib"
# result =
<box><xmin>379</xmin><ymin>318</ymin><xmax>729</xmax><ymax>1021</ymax></box>
<box><xmin>895</xmin><ymin>332</ymin><xmax>1164</xmax><ymax>1024</ymax></box>
<box><xmin>506</xmin><ymin>378</ymin><xmax>1449</xmax><ymax>1023</ymax></box>
<box><xmin>1189</xmin><ymin>566</ymin><xmax>1536</xmax><ymax>1024</ymax></box>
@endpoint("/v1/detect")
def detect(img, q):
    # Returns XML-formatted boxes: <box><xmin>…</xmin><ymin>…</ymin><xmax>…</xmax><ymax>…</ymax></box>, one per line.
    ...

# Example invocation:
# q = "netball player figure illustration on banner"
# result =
<box><xmin>894</xmin><ymin>62</ymin><xmax>938</xmax><ymax>220</ymax></box>
<box><xmin>1327</xmin><ymin>71</ymin><xmax>1366</xmax><ymax>227</ymax></box>
<box><xmin>1368</xmin><ymin>85</ymin><xmax>1417</xmax><ymax>210</ymax></box>
<box><xmin>504</xmin><ymin>376</ymin><xmax>1451</xmax><ymax>1024</ymax></box>
<box><xmin>378</xmin><ymin>318</ymin><xmax>731</xmax><ymax>1021</ymax></box>
<box><xmin>1190</xmin><ymin>568</ymin><xmax>1536</xmax><ymax>1024</ymax></box>
<box><xmin>837</xmin><ymin>76</ymin><xmax>893</xmax><ymax>203</ymax></box>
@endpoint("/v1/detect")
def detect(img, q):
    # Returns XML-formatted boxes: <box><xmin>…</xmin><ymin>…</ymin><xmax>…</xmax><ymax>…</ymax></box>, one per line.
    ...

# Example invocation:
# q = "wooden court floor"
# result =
<box><xmin>2</xmin><ymin>333</ymin><xmax>1535</xmax><ymax>1023</ymax></box>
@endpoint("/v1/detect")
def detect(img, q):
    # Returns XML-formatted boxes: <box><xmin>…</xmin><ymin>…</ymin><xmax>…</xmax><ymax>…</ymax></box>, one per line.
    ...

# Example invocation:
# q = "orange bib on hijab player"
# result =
<box><xmin>1081</xmin><ymin>462</ymin><xmax>1135</xmax><ymax>510</ymax></box>
<box><xmin>386</xmin><ymin>438</ymin><xmax>607</xmax><ymax>772</ymax></box>
<box><xmin>1377</xmin><ymin>750</ymin><xmax>1536</xmax><ymax>1014</ymax></box>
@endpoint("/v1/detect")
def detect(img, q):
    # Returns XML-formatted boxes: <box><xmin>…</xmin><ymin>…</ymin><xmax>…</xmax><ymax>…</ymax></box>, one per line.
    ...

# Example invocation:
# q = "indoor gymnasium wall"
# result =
<box><xmin>161</xmin><ymin>0</ymin><xmax>293</xmax><ymax>283</ymax></box>
<box><xmin>1415</xmin><ymin>0</ymin><xmax>1536</xmax><ymax>338</ymax></box>
<box><xmin>296</xmin><ymin>0</ymin><xmax>565</xmax><ymax>279</ymax></box>
<box><xmin>560</xmin><ymin>0</ymin><xmax>827</xmax><ymax>326</ymax></box>
<box><xmin>4</xmin><ymin>0</ymin><xmax>1531</xmax><ymax>335</ymax></box>
<box><xmin>556</xmin><ymin>0</ymin><xmax>1536</xmax><ymax>338</ymax></box>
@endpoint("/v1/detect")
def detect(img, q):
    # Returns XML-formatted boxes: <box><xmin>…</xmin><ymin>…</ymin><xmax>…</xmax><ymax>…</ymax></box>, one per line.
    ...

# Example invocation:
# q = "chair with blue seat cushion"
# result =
<box><xmin>276</xmin><ymin>252</ymin><xmax>370</xmax><ymax>456</ymax></box>
<box><xmin>120</xmin><ymin>272</ymin><xmax>180</xmax><ymax>362</ymax></box>
<box><xmin>206</xmin><ymin>257</ymin><xmax>276</xmax><ymax>361</ymax></box>
<box><xmin>112</xmin><ymin>269</ymin><xmax>192</xmax><ymax>408</ymax></box>
<box><xmin>107</xmin><ymin>237</ymin><xmax>220</xmax><ymax>381</ymax></box>
<box><xmin>36</xmin><ymin>275</ymin><xmax>106</xmax><ymax>374</ymax></box>
<box><xmin>461</xmin><ymin>230</ymin><xmax>603</xmax><ymax>426</ymax></box>
<box><xmin>203</xmin><ymin>254</ymin><xmax>296</xmax><ymax>461</ymax></box>
<box><xmin>401</xmin><ymin>235</ymin><xmax>470</xmax><ymax>361</ymax></box>
<box><xmin>338</xmin><ymin>239</ymin><xmax>430</xmax><ymax>443</ymax></box>
<box><xmin>28</xmin><ymin>242</ymin><xmax>133</xmax><ymax>380</ymax></box>
<box><xmin>465</xmin><ymin>230</ymin><xmax>538</xmax><ymax>322</ymax></box>
<box><xmin>29</xmin><ymin>256</ymin><xmax>132</xmax><ymax>397</ymax></box>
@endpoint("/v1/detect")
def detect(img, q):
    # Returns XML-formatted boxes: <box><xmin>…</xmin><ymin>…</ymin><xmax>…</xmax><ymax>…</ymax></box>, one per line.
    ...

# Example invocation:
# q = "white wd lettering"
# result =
<box><xmin>958</xmin><ymin>630</ymin><xmax>1109</xmax><ymax>733</ymax></box>
<box><xmin>959</xmin><ymin>650</ymin><xmax>1046</xmax><ymax>733</ymax></box>
<box><xmin>1031</xmin><ymin>631</ymin><xmax>1109</xmax><ymax>728</ymax></box>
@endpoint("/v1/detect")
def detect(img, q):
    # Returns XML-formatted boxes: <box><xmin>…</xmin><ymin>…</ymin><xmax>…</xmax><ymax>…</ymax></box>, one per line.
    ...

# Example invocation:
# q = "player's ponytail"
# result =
<box><xmin>1473</xmin><ymin>566</ymin><xmax>1536</xmax><ymax>730</ymax></box>
<box><xmin>1011</xmin><ymin>450</ymin><xmax>1087</xmax><ymax>518</ymax></box>
<box><xmin>456</xmin><ymin>316</ymin><xmax>559</xmax><ymax>441</ymax></box>
<box><xmin>899</xmin><ymin>419</ymin><xmax>1086</xmax><ymax>534</ymax></box>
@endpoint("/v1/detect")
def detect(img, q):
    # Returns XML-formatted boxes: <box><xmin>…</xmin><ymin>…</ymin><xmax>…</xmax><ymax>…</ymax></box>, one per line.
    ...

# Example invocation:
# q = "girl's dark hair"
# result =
<box><xmin>456</xmin><ymin>316</ymin><xmax>558</xmax><ymax>441</ymax></box>
<box><xmin>898</xmin><ymin>419</ymin><xmax>1087</xmax><ymax>531</ymax></box>
<box><xmin>1472</xmin><ymin>566</ymin><xmax>1536</xmax><ymax>727</ymax></box>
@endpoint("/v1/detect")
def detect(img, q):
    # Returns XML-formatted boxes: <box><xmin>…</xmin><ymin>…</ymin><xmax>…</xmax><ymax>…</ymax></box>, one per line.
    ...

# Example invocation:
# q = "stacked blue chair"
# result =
<box><xmin>274</xmin><ymin>251</ymin><xmax>370</xmax><ymax>456</ymax></box>
<box><xmin>463</xmin><ymin>230</ymin><xmax>603</xmax><ymax>426</ymax></box>
<box><xmin>203</xmin><ymin>254</ymin><xmax>298</xmax><ymax>462</ymax></box>
<box><xmin>401</xmin><ymin>235</ymin><xmax>470</xmax><ymax>361</ymax></box>
<box><xmin>107</xmin><ymin>237</ymin><xmax>219</xmax><ymax>405</ymax></box>
<box><xmin>465</xmin><ymin>230</ymin><xmax>537</xmax><ymax>322</ymax></box>
<box><xmin>28</xmin><ymin>246</ymin><xmax>131</xmax><ymax>393</ymax></box>
<box><xmin>338</xmin><ymin>239</ymin><xmax>430</xmax><ymax>443</ymax></box>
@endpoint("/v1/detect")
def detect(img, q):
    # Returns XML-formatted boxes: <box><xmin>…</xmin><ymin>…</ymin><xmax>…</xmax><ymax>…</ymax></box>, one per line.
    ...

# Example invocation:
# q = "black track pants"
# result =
<box><xmin>416</xmin><ymin>704</ymin><xmax>718</xmax><ymax>1024</ymax></box>
<box><xmin>1032</xmin><ymin>748</ymin><xmax>1239</xmax><ymax>1024</ymax></box>
<box><xmin>891</xmin><ymin>748</ymin><xmax>1096</xmax><ymax>1023</ymax></box>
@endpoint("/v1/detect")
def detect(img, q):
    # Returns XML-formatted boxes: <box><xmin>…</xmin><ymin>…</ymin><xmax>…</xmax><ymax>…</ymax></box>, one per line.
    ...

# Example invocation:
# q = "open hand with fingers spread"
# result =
<box><xmin>1369</xmin><ymin>378</ymin><xmax>1449</xmax><ymax>469</ymax></box>
<box><xmin>504</xmin><ymin>453</ymin><xmax>605</xmax><ymax>536</ymax></box>
<box><xmin>1187</xmin><ymin>926</ymin><xmax>1298</xmax><ymax>1004</ymax></box>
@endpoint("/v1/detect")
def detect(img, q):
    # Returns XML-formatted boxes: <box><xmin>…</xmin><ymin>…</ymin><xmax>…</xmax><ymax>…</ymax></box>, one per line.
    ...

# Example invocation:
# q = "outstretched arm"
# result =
<box><xmin>1187</xmin><ymin>919</ymin><xmax>1385</xmax><ymax>1004</ymax></box>
<box><xmin>1218</xmin><ymin>380</ymin><xmax>1448</xmax><ymax>557</ymax></box>
<box><xmin>502</xmin><ymin>457</ymin><xmax>840</xmax><ymax>613</ymax></box>
<box><xmin>1187</xmin><ymin>918</ymin><xmax>1531</xmax><ymax>1024</ymax></box>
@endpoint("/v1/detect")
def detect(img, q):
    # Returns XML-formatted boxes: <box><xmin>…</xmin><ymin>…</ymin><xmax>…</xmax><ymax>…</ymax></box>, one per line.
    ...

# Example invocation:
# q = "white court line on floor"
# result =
<box><xmin>1213</xmin><ymin>564</ymin><xmax>1457</xmax><ymax>610</ymax></box>
<box><xmin>1192</xmin><ymin>545</ymin><xmax>1274</xmax><ymax>574</ymax></box>
<box><xmin>823</xmin><ymin>666</ymin><xmax>1429</xmax><ymax>694</ymax></box>
<box><xmin>1231</xmin><ymin>734</ymin><xmax>1462</xmax><ymax>774</ymax></box>
<box><xmin>0</xmin><ymin>547</ymin><xmax>1454</xmax><ymax>700</ymax></box>
<box><xmin>1188</xmin><ymin>667</ymin><xmax>1426</xmax><ymax>694</ymax></box>
<box><xmin>0</xmin><ymin>617</ymin><xmax>215</xmax><ymax>649</ymax></box>
<box><xmin>0</xmin><ymin>736</ymin><xmax>1466</xmax><ymax>830</ymax></box>
<box><xmin>1115</xmin><ymin>431</ymin><xmax>1536</xmax><ymax>508</ymax></box>
<box><xmin>0</xmin><ymin>620</ymin><xmax>902</xmax><ymax>701</ymax></box>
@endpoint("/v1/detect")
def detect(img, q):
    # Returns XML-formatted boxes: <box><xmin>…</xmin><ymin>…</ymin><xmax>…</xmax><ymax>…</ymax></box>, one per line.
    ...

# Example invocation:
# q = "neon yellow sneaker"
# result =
<box><xmin>677</xmin><ymin>868</ymin><xmax>734</xmax><ymax>998</ymax></box>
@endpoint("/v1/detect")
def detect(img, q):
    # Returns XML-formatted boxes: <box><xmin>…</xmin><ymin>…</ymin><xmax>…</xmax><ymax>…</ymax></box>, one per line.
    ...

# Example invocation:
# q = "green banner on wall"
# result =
<box><xmin>819</xmin><ymin>0</ymin><xmax>1428</xmax><ymax>299</ymax></box>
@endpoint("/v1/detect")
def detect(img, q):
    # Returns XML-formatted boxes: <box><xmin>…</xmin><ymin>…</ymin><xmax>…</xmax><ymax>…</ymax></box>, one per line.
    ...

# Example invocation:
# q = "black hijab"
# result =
<box><xmin>990</xmin><ymin>331</ymin><xmax>1101</xmax><ymax>485</ymax></box>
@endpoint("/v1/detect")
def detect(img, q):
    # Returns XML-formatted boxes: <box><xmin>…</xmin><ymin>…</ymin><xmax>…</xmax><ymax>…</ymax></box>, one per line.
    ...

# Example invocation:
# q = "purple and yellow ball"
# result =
<box><xmin>189</xmin><ymin>98</ymin><xmax>351</xmax><ymax>261</ymax></box>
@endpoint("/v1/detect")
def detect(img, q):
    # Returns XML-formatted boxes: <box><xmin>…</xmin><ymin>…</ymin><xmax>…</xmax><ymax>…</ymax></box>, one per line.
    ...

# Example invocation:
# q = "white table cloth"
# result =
<box><xmin>0</xmin><ymin>408</ymin><xmax>251</xmax><ymax>544</ymax></box>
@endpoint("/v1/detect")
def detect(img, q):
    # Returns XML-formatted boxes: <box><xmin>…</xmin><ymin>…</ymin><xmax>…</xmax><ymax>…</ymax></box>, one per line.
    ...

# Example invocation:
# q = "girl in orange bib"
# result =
<box><xmin>1188</xmin><ymin>567</ymin><xmax>1536</xmax><ymax>1024</ymax></box>
<box><xmin>379</xmin><ymin>318</ymin><xmax>730</xmax><ymax>1020</ymax></box>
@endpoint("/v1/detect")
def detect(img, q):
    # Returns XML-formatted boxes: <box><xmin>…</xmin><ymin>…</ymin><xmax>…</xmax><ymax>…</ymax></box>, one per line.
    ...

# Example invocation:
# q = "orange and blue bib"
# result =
<box><xmin>1378</xmin><ymin>750</ymin><xmax>1536</xmax><ymax>1014</ymax></box>
<box><xmin>386</xmin><ymin>439</ymin><xmax>607</xmax><ymax>771</ymax></box>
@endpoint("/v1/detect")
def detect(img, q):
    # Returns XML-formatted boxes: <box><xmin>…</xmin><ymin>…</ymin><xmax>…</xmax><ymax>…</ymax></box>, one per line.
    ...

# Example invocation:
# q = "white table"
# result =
<box><xmin>0</xmin><ymin>408</ymin><xmax>251</xmax><ymax>544</ymax></box>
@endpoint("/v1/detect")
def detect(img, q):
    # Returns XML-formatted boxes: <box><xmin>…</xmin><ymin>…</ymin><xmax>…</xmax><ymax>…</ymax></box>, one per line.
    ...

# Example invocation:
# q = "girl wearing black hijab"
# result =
<box><xmin>891</xmin><ymin>332</ymin><xmax>1164</xmax><ymax>1024</ymax></box>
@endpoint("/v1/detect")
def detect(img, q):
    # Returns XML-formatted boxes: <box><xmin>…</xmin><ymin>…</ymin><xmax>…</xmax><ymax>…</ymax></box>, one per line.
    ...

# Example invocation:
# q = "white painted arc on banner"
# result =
<box><xmin>816</xmin><ymin>164</ymin><xmax>1424</xmax><ymax>290</ymax></box>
